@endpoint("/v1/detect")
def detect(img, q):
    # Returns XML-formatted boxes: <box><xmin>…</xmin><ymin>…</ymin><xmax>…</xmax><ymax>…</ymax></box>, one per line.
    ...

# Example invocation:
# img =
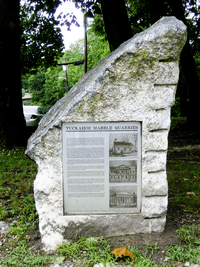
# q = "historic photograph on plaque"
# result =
<box><xmin>109</xmin><ymin>133</ymin><xmax>138</xmax><ymax>157</ymax></box>
<box><xmin>109</xmin><ymin>186</ymin><xmax>137</xmax><ymax>208</ymax></box>
<box><xmin>62</xmin><ymin>122</ymin><xmax>141</xmax><ymax>214</ymax></box>
<box><xmin>109</xmin><ymin>160</ymin><xmax>137</xmax><ymax>183</ymax></box>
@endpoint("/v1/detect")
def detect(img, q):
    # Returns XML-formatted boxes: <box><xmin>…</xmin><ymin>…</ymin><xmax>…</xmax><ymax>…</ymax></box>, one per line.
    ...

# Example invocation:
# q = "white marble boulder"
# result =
<box><xmin>26</xmin><ymin>17</ymin><xmax>187</xmax><ymax>251</ymax></box>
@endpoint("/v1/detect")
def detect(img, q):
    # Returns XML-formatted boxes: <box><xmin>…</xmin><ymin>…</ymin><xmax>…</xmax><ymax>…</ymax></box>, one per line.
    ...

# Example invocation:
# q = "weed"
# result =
<box><xmin>176</xmin><ymin>225</ymin><xmax>200</xmax><ymax>244</ymax></box>
<box><xmin>144</xmin><ymin>241</ymin><xmax>160</xmax><ymax>255</ymax></box>
<box><xmin>0</xmin><ymin>240</ymin><xmax>54</xmax><ymax>267</ymax></box>
<box><xmin>0</xmin><ymin>146</ymin><xmax>37</xmax><ymax>225</ymax></box>
<box><xmin>56</xmin><ymin>237</ymin><xmax>168</xmax><ymax>266</ymax></box>
<box><xmin>166</xmin><ymin>244</ymin><xmax>200</xmax><ymax>264</ymax></box>
<box><xmin>56</xmin><ymin>236</ymin><xmax>116</xmax><ymax>265</ymax></box>
<box><xmin>126</xmin><ymin>246</ymin><xmax>169</xmax><ymax>267</ymax></box>
<box><xmin>165</xmin><ymin>225</ymin><xmax>200</xmax><ymax>264</ymax></box>
<box><xmin>9</xmin><ymin>224</ymin><xmax>28</xmax><ymax>238</ymax></box>
<box><xmin>167</xmin><ymin>160</ymin><xmax>200</xmax><ymax>213</ymax></box>
<box><xmin>191</xmin><ymin>164</ymin><xmax>200</xmax><ymax>181</ymax></box>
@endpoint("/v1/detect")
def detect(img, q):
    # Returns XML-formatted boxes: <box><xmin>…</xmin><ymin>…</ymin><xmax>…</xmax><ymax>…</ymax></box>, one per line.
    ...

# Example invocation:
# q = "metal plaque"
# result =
<box><xmin>62</xmin><ymin>122</ymin><xmax>141</xmax><ymax>214</ymax></box>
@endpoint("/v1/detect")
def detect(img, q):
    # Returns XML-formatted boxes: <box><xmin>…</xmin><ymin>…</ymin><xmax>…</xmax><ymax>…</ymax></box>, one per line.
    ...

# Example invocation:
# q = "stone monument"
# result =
<box><xmin>26</xmin><ymin>17</ymin><xmax>187</xmax><ymax>251</ymax></box>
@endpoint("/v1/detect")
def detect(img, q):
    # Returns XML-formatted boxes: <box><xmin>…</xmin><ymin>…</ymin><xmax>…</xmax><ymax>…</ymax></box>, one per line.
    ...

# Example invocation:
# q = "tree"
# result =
<box><xmin>0</xmin><ymin>0</ymin><xmax>75</xmax><ymax>147</ymax></box>
<box><xmin>20</xmin><ymin>0</ymin><xmax>63</xmax><ymax>74</ymax></box>
<box><xmin>167</xmin><ymin>0</ymin><xmax>200</xmax><ymax>130</ymax></box>
<box><xmin>40</xmin><ymin>66</ymin><xmax>66</xmax><ymax>109</ymax></box>
<box><xmin>26</xmin><ymin>67</ymin><xmax>46</xmax><ymax>104</ymax></box>
<box><xmin>74</xmin><ymin>0</ymin><xmax>200</xmax><ymax>130</ymax></box>
<box><xmin>60</xmin><ymin>29</ymin><xmax>110</xmax><ymax>89</ymax></box>
<box><xmin>1</xmin><ymin>0</ymin><xmax>199</xmax><ymax>147</ymax></box>
<box><xmin>0</xmin><ymin>0</ymin><xmax>27</xmax><ymax>147</ymax></box>
<box><xmin>19</xmin><ymin>0</ymin><xmax>81</xmax><ymax>74</ymax></box>
<box><xmin>128</xmin><ymin>0</ymin><xmax>200</xmax><ymax>128</ymax></box>
<box><xmin>99</xmin><ymin>0</ymin><xmax>133</xmax><ymax>51</ymax></box>
<box><xmin>74</xmin><ymin>0</ymin><xmax>133</xmax><ymax>51</ymax></box>
<box><xmin>26</xmin><ymin>30</ymin><xmax>110</xmax><ymax>110</ymax></box>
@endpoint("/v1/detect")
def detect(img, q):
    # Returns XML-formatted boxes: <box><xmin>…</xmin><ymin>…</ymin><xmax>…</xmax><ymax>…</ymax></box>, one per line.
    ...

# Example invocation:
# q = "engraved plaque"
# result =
<box><xmin>62</xmin><ymin>122</ymin><xmax>141</xmax><ymax>214</ymax></box>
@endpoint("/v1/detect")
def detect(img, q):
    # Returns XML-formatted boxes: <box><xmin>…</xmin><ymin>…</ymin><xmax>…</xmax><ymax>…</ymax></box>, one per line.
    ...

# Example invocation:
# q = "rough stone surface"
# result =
<box><xmin>142</xmin><ymin>196</ymin><xmax>168</xmax><ymax>218</ymax></box>
<box><xmin>0</xmin><ymin>222</ymin><xmax>10</xmax><ymax>236</ymax></box>
<box><xmin>26</xmin><ymin>17</ymin><xmax>187</xmax><ymax>251</ymax></box>
<box><xmin>142</xmin><ymin>171</ymin><xmax>168</xmax><ymax>196</ymax></box>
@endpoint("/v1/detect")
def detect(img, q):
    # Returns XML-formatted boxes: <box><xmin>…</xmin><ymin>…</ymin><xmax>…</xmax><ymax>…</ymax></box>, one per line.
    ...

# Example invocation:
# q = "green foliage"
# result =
<box><xmin>41</xmin><ymin>66</ymin><xmax>67</xmax><ymax>109</ymax></box>
<box><xmin>144</xmin><ymin>241</ymin><xmax>160</xmax><ymax>255</ymax></box>
<box><xmin>176</xmin><ymin>225</ymin><xmax>200</xmax><ymax>244</ymax></box>
<box><xmin>0</xmin><ymin>146</ymin><xmax>54</xmax><ymax>267</ymax></box>
<box><xmin>25</xmin><ymin>67</ymin><xmax>46</xmax><ymax>103</ymax></box>
<box><xmin>166</xmin><ymin>244</ymin><xmax>200</xmax><ymax>264</ymax></box>
<box><xmin>126</xmin><ymin>0</ymin><xmax>171</xmax><ymax>35</ymax></box>
<box><xmin>1</xmin><ymin>240</ymin><xmax>53</xmax><ymax>267</ymax></box>
<box><xmin>25</xmin><ymin>30</ymin><xmax>110</xmax><ymax>110</ymax></box>
<box><xmin>167</xmin><ymin>161</ymin><xmax>200</xmax><ymax>213</ymax></box>
<box><xmin>62</xmin><ymin>40</ymin><xmax>85</xmax><ymax>89</ymax></box>
<box><xmin>126</xmin><ymin>246</ymin><xmax>169</xmax><ymax>267</ymax></box>
<box><xmin>0</xmin><ymin>147</ymin><xmax>37</xmax><ymax>223</ymax></box>
<box><xmin>21</xmin><ymin>89</ymin><xmax>26</xmax><ymax>97</ymax></box>
<box><xmin>56</xmin><ymin>236</ymin><xmax>116</xmax><ymax>265</ymax></box>
<box><xmin>23</xmin><ymin>65</ymin><xmax>66</xmax><ymax>110</ymax></box>
<box><xmin>19</xmin><ymin>0</ymin><xmax>84</xmax><ymax>74</ymax></box>
<box><xmin>56</xmin><ymin>237</ymin><xmax>167</xmax><ymax>266</ymax></box>
<box><xmin>171</xmin><ymin>97</ymin><xmax>181</xmax><ymax>117</ymax></box>
<box><xmin>87</xmin><ymin>29</ymin><xmax>110</xmax><ymax>70</ymax></box>
<box><xmin>166</xmin><ymin>225</ymin><xmax>200</xmax><ymax>264</ymax></box>
<box><xmin>20</xmin><ymin>1</ymin><xmax>64</xmax><ymax>74</ymax></box>
<box><xmin>62</xmin><ymin>29</ymin><xmax>110</xmax><ymax>88</ymax></box>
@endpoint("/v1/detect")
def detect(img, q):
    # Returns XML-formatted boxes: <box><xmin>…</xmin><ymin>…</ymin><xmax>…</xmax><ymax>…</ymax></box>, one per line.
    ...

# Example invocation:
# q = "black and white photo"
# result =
<box><xmin>109</xmin><ymin>186</ymin><xmax>137</xmax><ymax>208</ymax></box>
<box><xmin>109</xmin><ymin>133</ymin><xmax>138</xmax><ymax>157</ymax></box>
<box><xmin>109</xmin><ymin>160</ymin><xmax>137</xmax><ymax>183</ymax></box>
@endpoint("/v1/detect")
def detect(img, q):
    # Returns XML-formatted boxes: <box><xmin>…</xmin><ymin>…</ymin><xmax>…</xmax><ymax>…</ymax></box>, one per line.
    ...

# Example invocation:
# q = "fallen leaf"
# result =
<box><xmin>112</xmin><ymin>247</ymin><xmax>134</xmax><ymax>259</ymax></box>
<box><xmin>187</xmin><ymin>192</ymin><xmax>196</xmax><ymax>196</ymax></box>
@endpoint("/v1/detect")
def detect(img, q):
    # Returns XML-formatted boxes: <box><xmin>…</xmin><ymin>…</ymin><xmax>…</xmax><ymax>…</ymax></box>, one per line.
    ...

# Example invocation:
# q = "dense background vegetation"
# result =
<box><xmin>0</xmin><ymin>0</ymin><xmax>199</xmax><ymax>147</ymax></box>
<box><xmin>22</xmin><ymin>29</ymin><xmax>110</xmax><ymax>111</ymax></box>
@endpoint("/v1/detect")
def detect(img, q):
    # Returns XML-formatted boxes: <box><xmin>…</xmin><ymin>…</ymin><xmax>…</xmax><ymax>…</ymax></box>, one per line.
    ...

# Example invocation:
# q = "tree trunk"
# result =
<box><xmin>168</xmin><ymin>0</ymin><xmax>200</xmax><ymax>131</ymax></box>
<box><xmin>0</xmin><ymin>0</ymin><xmax>27</xmax><ymax>147</ymax></box>
<box><xmin>100</xmin><ymin>0</ymin><xmax>133</xmax><ymax>51</ymax></box>
<box><xmin>180</xmin><ymin>41</ymin><xmax>200</xmax><ymax>127</ymax></box>
<box><xmin>180</xmin><ymin>82</ymin><xmax>188</xmax><ymax>117</ymax></box>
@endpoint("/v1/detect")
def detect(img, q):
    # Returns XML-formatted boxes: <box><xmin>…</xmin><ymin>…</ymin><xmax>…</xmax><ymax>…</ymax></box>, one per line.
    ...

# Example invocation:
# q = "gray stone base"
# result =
<box><xmin>40</xmin><ymin>214</ymin><xmax>166</xmax><ymax>251</ymax></box>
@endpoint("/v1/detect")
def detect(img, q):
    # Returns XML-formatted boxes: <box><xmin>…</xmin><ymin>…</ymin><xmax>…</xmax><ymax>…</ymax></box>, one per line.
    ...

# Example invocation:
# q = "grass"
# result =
<box><xmin>0</xmin><ymin>118</ymin><xmax>200</xmax><ymax>266</ymax></box>
<box><xmin>0</xmin><ymin>148</ymin><xmax>37</xmax><ymax>223</ymax></box>
<box><xmin>165</xmin><ymin>225</ymin><xmax>200</xmax><ymax>264</ymax></box>
<box><xmin>167</xmin><ymin>162</ymin><xmax>200</xmax><ymax>213</ymax></box>
<box><xmin>167</xmin><ymin>118</ymin><xmax>200</xmax><ymax>214</ymax></box>
<box><xmin>1</xmin><ymin>240</ymin><xmax>53</xmax><ymax>267</ymax></box>
<box><xmin>144</xmin><ymin>241</ymin><xmax>160</xmax><ymax>255</ymax></box>
<box><xmin>56</xmin><ymin>236</ymin><xmax>169</xmax><ymax>266</ymax></box>
<box><xmin>56</xmin><ymin>236</ymin><xmax>116</xmax><ymax>265</ymax></box>
<box><xmin>0</xmin><ymin>146</ymin><xmax>54</xmax><ymax>266</ymax></box>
